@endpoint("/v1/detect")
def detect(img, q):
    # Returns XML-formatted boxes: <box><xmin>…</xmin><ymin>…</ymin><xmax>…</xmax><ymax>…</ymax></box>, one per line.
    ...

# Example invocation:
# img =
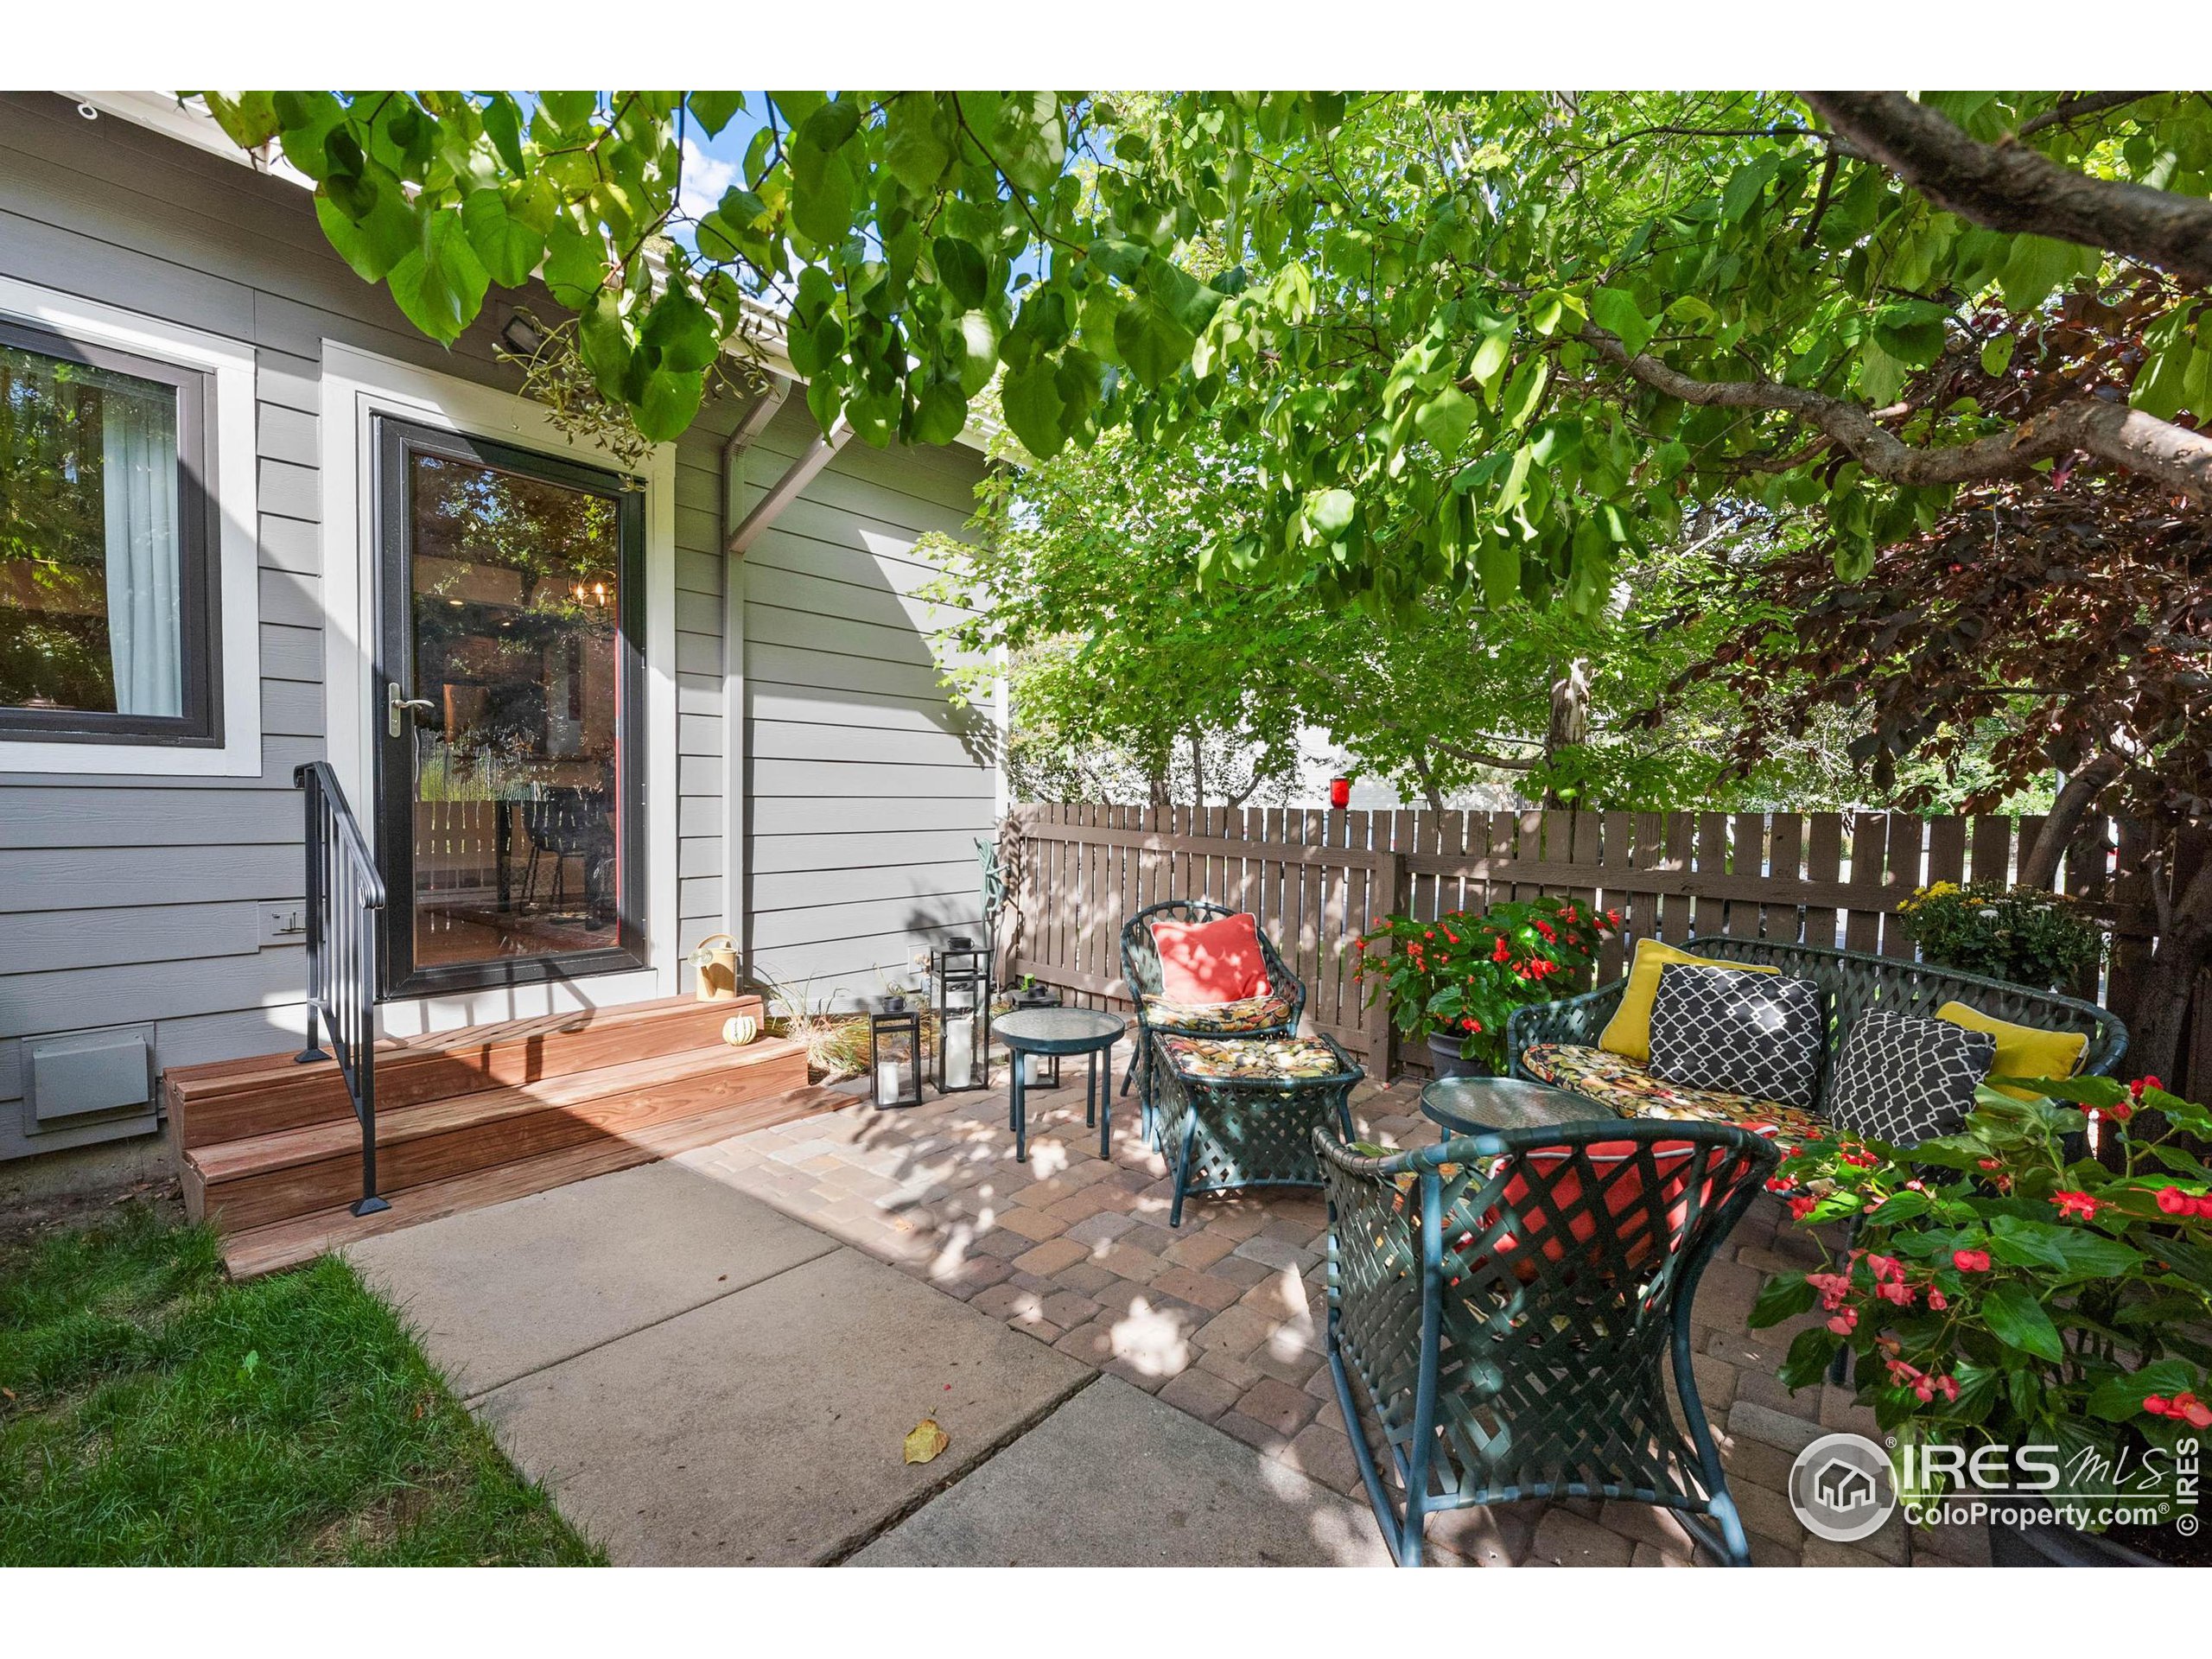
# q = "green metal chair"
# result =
<box><xmin>1119</xmin><ymin>899</ymin><xmax>1306</xmax><ymax>1145</ymax></box>
<box><xmin>1319</xmin><ymin>1118</ymin><xmax>1780</xmax><ymax>1567</ymax></box>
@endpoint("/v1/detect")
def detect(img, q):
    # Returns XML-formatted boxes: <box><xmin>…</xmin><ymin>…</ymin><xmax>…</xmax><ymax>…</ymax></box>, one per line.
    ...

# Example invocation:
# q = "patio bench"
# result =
<box><xmin>1505</xmin><ymin>936</ymin><xmax>2126</xmax><ymax>1143</ymax></box>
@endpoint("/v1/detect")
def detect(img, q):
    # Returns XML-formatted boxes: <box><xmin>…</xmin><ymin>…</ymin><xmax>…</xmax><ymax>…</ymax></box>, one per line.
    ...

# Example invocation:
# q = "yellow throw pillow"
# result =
<box><xmin>1598</xmin><ymin>939</ymin><xmax>1780</xmax><ymax>1063</ymax></box>
<box><xmin>1936</xmin><ymin>1001</ymin><xmax>2088</xmax><ymax>1101</ymax></box>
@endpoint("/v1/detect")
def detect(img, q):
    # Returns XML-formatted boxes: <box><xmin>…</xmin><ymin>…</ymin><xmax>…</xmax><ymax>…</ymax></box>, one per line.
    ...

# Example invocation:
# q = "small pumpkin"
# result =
<box><xmin>721</xmin><ymin>1014</ymin><xmax>760</xmax><ymax>1046</ymax></box>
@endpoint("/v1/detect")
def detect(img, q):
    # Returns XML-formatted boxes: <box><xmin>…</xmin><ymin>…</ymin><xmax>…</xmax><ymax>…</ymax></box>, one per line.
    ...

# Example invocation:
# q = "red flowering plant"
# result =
<box><xmin>1352</xmin><ymin>894</ymin><xmax>1614</xmax><ymax>1072</ymax></box>
<box><xmin>1749</xmin><ymin>1074</ymin><xmax>2212</xmax><ymax>1547</ymax></box>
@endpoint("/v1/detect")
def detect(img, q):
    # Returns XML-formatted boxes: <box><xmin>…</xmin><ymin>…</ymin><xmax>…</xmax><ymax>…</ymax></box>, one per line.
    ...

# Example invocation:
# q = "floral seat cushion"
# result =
<box><xmin>1521</xmin><ymin>1043</ymin><xmax>1827</xmax><ymax>1147</ymax></box>
<box><xmin>1141</xmin><ymin>990</ymin><xmax>1296</xmax><ymax>1034</ymax></box>
<box><xmin>1161</xmin><ymin>1033</ymin><xmax>1351</xmax><ymax>1082</ymax></box>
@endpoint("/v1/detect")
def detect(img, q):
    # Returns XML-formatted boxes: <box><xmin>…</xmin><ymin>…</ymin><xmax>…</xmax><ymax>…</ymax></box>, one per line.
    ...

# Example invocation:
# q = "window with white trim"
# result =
<box><xmin>0</xmin><ymin>315</ymin><xmax>220</xmax><ymax>747</ymax></box>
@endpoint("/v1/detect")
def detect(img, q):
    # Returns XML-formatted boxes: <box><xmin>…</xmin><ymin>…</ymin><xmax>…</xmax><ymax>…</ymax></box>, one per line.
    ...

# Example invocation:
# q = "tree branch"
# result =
<box><xmin>2015</xmin><ymin>92</ymin><xmax>2156</xmax><ymax>140</ymax></box>
<box><xmin>1581</xmin><ymin>325</ymin><xmax>2212</xmax><ymax>502</ymax></box>
<box><xmin>1434</xmin><ymin>741</ymin><xmax>1538</xmax><ymax>772</ymax></box>
<box><xmin>1800</xmin><ymin>92</ymin><xmax>2212</xmax><ymax>290</ymax></box>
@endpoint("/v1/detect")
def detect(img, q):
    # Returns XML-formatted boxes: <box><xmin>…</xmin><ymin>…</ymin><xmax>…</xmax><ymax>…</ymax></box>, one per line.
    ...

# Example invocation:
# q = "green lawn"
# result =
<box><xmin>0</xmin><ymin>1204</ymin><xmax>601</xmax><ymax>1565</ymax></box>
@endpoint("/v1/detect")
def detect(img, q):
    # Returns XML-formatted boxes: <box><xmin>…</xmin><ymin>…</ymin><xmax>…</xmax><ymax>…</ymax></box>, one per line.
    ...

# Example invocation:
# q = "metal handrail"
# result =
<box><xmin>294</xmin><ymin>761</ymin><xmax>391</xmax><ymax>1217</ymax></box>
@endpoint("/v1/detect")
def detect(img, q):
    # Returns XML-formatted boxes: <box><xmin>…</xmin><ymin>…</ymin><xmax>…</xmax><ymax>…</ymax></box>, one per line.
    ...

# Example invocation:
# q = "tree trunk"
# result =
<box><xmin>1147</xmin><ymin>766</ymin><xmax>1169</xmax><ymax>810</ymax></box>
<box><xmin>1408</xmin><ymin>749</ymin><xmax>1447</xmax><ymax>817</ymax></box>
<box><xmin>2019</xmin><ymin>752</ymin><xmax>2124</xmax><ymax>888</ymax></box>
<box><xmin>1188</xmin><ymin>726</ymin><xmax>1205</xmax><ymax>810</ymax></box>
<box><xmin>2123</xmin><ymin>855</ymin><xmax>2212</xmax><ymax>1085</ymax></box>
<box><xmin>1542</xmin><ymin>658</ymin><xmax>1590</xmax><ymax>808</ymax></box>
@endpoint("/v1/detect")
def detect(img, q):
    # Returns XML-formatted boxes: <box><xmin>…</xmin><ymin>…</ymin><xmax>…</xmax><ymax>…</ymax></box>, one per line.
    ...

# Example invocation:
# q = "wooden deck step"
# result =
<box><xmin>183</xmin><ymin>1035</ymin><xmax>810</xmax><ymax>1232</ymax></box>
<box><xmin>165</xmin><ymin>993</ymin><xmax>767</xmax><ymax>1149</ymax></box>
<box><xmin>219</xmin><ymin>1083</ymin><xmax>849</xmax><ymax>1281</ymax></box>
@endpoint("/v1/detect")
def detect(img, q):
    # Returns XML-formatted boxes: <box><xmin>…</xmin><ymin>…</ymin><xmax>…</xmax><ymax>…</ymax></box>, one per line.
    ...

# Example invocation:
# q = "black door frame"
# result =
<box><xmin>371</xmin><ymin>413</ymin><xmax>649</xmax><ymax>998</ymax></box>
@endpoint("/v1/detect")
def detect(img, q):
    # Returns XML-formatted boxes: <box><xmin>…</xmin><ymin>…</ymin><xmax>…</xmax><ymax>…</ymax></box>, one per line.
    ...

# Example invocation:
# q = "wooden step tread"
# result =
<box><xmin>169</xmin><ymin>992</ymin><xmax>767</xmax><ymax>1096</ymax></box>
<box><xmin>187</xmin><ymin>1034</ymin><xmax>807</xmax><ymax>1185</ymax></box>
<box><xmin>220</xmin><ymin>1082</ymin><xmax>848</xmax><ymax>1280</ymax></box>
<box><xmin>167</xmin><ymin>994</ymin><xmax>773</xmax><ymax>1150</ymax></box>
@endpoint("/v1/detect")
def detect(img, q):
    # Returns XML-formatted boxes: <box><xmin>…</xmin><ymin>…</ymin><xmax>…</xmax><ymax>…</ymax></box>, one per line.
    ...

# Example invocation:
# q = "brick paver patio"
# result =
<box><xmin>677</xmin><ymin>1039</ymin><xmax>1991</xmax><ymax>1567</ymax></box>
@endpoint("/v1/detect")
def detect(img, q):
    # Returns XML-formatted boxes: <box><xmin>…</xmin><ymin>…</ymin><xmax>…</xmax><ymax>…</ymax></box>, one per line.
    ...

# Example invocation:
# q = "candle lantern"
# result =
<box><xmin>931</xmin><ymin>936</ymin><xmax>992</xmax><ymax>1094</ymax></box>
<box><xmin>868</xmin><ymin>996</ymin><xmax>924</xmax><ymax>1109</ymax></box>
<box><xmin>1329</xmin><ymin>775</ymin><xmax>1352</xmax><ymax>810</ymax></box>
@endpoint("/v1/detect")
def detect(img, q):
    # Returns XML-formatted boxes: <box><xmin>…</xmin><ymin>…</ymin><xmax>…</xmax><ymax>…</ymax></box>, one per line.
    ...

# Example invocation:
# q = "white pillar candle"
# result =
<box><xmin>876</xmin><ymin>1057</ymin><xmax>908</xmax><ymax>1102</ymax></box>
<box><xmin>944</xmin><ymin>1016</ymin><xmax>975</xmax><ymax>1090</ymax></box>
<box><xmin>1023</xmin><ymin>1052</ymin><xmax>1042</xmax><ymax>1085</ymax></box>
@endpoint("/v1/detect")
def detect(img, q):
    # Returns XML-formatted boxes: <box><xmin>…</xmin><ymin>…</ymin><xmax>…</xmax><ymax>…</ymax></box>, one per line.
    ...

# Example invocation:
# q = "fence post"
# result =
<box><xmin>1367</xmin><ymin>843</ymin><xmax>1406</xmax><ymax>1084</ymax></box>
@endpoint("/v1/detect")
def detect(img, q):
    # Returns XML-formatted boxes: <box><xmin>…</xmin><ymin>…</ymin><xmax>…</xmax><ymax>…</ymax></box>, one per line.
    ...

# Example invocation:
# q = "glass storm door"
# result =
<box><xmin>372</xmin><ymin>416</ymin><xmax>645</xmax><ymax>995</ymax></box>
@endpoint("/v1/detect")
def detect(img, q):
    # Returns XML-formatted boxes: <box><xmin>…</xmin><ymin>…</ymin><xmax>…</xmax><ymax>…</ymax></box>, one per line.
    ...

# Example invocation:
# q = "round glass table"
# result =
<box><xmin>1421</xmin><ymin>1076</ymin><xmax>1608</xmax><ymax>1138</ymax></box>
<box><xmin>994</xmin><ymin>1006</ymin><xmax>1128</xmax><ymax>1161</ymax></box>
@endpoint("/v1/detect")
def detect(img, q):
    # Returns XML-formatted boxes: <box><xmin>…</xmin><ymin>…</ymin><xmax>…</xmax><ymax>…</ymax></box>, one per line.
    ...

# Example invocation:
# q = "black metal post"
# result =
<box><xmin>296</xmin><ymin>772</ymin><xmax>328</xmax><ymax>1064</ymax></box>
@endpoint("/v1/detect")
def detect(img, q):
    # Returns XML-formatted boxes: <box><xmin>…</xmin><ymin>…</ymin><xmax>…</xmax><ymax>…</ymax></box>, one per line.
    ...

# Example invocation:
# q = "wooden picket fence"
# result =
<box><xmin>1003</xmin><ymin>802</ymin><xmax>2210</xmax><ymax>1093</ymax></box>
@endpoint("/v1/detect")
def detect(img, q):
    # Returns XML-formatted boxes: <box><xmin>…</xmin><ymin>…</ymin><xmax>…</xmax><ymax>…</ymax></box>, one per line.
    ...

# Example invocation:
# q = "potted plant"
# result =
<box><xmin>1750</xmin><ymin>1073</ymin><xmax>2212</xmax><ymax>1567</ymax></box>
<box><xmin>1354</xmin><ymin>894</ymin><xmax>1615</xmax><ymax>1077</ymax></box>
<box><xmin>1892</xmin><ymin>880</ymin><xmax>2105</xmax><ymax>991</ymax></box>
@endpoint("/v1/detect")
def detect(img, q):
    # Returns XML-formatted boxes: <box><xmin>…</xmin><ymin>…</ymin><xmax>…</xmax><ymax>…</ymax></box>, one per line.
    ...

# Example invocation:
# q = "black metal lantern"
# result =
<box><xmin>868</xmin><ymin>995</ymin><xmax>924</xmax><ymax>1109</ymax></box>
<box><xmin>931</xmin><ymin>936</ymin><xmax>992</xmax><ymax>1094</ymax></box>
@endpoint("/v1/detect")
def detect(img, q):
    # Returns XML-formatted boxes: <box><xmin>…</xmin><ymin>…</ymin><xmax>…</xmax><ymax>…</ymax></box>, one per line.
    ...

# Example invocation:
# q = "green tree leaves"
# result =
<box><xmin>883</xmin><ymin>94</ymin><xmax>954</xmax><ymax>193</ymax></box>
<box><xmin>460</xmin><ymin>188</ymin><xmax>543</xmax><ymax>289</ymax></box>
<box><xmin>686</xmin><ymin>91</ymin><xmax>747</xmax><ymax>138</ymax></box>
<box><xmin>388</xmin><ymin>211</ymin><xmax>490</xmax><ymax>346</ymax></box>
<box><xmin>1114</xmin><ymin>293</ymin><xmax>1195</xmax><ymax>391</ymax></box>
<box><xmin>1414</xmin><ymin>386</ymin><xmax>1477</xmax><ymax>456</ymax></box>
<box><xmin>1000</xmin><ymin>359</ymin><xmax>1066</xmax><ymax>459</ymax></box>
<box><xmin>226</xmin><ymin>90</ymin><xmax>2212</xmax><ymax>613</ymax></box>
<box><xmin>1587</xmin><ymin>287</ymin><xmax>1653</xmax><ymax>358</ymax></box>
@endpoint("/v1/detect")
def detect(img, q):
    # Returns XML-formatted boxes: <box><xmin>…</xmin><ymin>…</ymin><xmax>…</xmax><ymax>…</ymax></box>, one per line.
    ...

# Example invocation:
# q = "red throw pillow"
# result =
<box><xmin>1148</xmin><ymin>912</ymin><xmax>1273</xmax><ymax>1004</ymax></box>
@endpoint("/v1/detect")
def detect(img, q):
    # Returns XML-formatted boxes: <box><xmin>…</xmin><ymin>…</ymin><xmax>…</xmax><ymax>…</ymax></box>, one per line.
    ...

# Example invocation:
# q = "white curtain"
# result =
<box><xmin>100</xmin><ymin>388</ymin><xmax>182</xmax><ymax>717</ymax></box>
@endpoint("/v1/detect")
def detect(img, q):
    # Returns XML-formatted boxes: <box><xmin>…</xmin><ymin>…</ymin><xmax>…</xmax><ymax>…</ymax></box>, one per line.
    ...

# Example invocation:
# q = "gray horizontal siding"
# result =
<box><xmin>748</xmin><ymin>826</ymin><xmax>990</xmax><ymax>877</ymax></box>
<box><xmin>751</xmin><ymin>759</ymin><xmax>996</xmax><ymax>800</ymax></box>
<box><xmin>2</xmin><ymin>900</ymin><xmax>267</xmax><ymax>973</ymax></box>
<box><xmin>752</xmin><ymin>859</ymin><xmax>976</xmax><ymax>915</ymax></box>
<box><xmin>739</xmin><ymin>396</ymin><xmax>995</xmax><ymax>1010</ymax></box>
<box><xmin>752</xmin><ymin>718</ymin><xmax>993</xmax><ymax>767</ymax></box>
<box><xmin>0</xmin><ymin>787</ymin><xmax>297</xmax><ymax>849</ymax></box>
<box><xmin>0</xmin><ymin>844</ymin><xmax>302</xmax><ymax>912</ymax></box>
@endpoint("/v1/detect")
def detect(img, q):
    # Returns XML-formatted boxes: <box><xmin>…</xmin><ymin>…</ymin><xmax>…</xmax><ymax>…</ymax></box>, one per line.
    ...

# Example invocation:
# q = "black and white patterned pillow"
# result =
<box><xmin>1647</xmin><ymin>963</ymin><xmax>1825</xmax><ymax>1111</ymax></box>
<box><xmin>1830</xmin><ymin>1008</ymin><xmax>1994</xmax><ymax>1147</ymax></box>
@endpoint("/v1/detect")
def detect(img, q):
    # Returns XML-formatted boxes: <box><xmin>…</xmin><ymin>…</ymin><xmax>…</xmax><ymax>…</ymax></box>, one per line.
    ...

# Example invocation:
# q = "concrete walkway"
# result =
<box><xmin>850</xmin><ymin>1376</ymin><xmax>1389</xmax><ymax>1566</ymax></box>
<box><xmin>347</xmin><ymin>1147</ymin><xmax>1380</xmax><ymax>1566</ymax></box>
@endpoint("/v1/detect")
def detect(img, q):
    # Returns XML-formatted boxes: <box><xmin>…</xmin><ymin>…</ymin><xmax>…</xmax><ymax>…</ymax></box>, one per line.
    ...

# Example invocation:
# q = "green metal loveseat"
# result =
<box><xmin>1505</xmin><ymin>936</ymin><xmax>2127</xmax><ymax>1142</ymax></box>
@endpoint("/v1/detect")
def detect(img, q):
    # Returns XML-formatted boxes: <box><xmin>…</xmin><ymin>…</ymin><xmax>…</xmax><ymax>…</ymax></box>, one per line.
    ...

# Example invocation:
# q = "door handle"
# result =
<box><xmin>386</xmin><ymin>682</ymin><xmax>436</xmax><ymax>738</ymax></box>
